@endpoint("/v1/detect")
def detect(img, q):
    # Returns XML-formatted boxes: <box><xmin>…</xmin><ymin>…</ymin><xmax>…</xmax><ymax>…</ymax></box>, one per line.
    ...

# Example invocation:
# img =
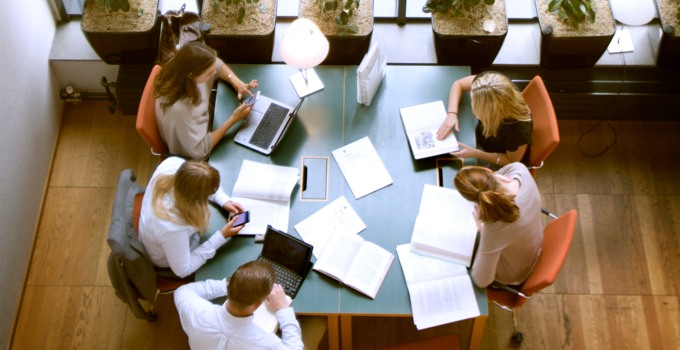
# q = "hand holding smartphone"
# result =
<box><xmin>243</xmin><ymin>91</ymin><xmax>260</xmax><ymax>106</ymax></box>
<box><xmin>229</xmin><ymin>211</ymin><xmax>250</xmax><ymax>227</ymax></box>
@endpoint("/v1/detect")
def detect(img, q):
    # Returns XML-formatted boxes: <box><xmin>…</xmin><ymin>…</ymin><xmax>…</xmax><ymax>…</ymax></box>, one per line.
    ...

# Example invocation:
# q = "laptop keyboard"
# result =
<box><xmin>258</xmin><ymin>257</ymin><xmax>302</xmax><ymax>297</ymax></box>
<box><xmin>249</xmin><ymin>103</ymin><xmax>289</xmax><ymax>149</ymax></box>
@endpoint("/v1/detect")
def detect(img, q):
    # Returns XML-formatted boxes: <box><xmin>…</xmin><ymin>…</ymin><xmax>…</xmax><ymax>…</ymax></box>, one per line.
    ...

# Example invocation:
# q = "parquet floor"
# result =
<box><xmin>10</xmin><ymin>102</ymin><xmax>680</xmax><ymax>349</ymax></box>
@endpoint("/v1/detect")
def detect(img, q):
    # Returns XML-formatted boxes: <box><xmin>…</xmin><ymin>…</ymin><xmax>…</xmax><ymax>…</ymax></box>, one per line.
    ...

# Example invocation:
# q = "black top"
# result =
<box><xmin>476</xmin><ymin>118</ymin><xmax>533</xmax><ymax>166</ymax></box>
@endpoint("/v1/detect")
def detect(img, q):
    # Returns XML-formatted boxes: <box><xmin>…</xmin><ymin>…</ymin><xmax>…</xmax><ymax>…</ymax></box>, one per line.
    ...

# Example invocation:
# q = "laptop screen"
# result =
<box><xmin>261</xmin><ymin>226</ymin><xmax>313</xmax><ymax>276</ymax></box>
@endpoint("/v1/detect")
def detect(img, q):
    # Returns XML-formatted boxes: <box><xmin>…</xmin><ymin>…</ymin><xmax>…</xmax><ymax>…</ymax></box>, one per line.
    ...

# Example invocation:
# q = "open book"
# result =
<box><xmin>399</xmin><ymin>100</ymin><xmax>460</xmax><ymax>159</ymax></box>
<box><xmin>231</xmin><ymin>160</ymin><xmax>299</xmax><ymax>235</ymax></box>
<box><xmin>313</xmin><ymin>232</ymin><xmax>394</xmax><ymax>299</ymax></box>
<box><xmin>410</xmin><ymin>184</ymin><xmax>477</xmax><ymax>267</ymax></box>
<box><xmin>396</xmin><ymin>244</ymin><xmax>480</xmax><ymax>330</ymax></box>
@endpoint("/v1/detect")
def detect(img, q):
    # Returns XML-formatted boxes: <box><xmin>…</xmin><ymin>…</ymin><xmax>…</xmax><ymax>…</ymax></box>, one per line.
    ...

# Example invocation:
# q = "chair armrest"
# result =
<box><xmin>490</xmin><ymin>282</ymin><xmax>528</xmax><ymax>299</ymax></box>
<box><xmin>542</xmin><ymin>208</ymin><xmax>558</xmax><ymax>219</ymax></box>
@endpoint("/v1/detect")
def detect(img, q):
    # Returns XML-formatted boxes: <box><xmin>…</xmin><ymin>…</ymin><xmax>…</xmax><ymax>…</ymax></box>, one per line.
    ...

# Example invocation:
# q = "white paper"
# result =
<box><xmin>410</xmin><ymin>184</ymin><xmax>477</xmax><ymax>267</ymax></box>
<box><xmin>396</xmin><ymin>244</ymin><xmax>480</xmax><ymax>330</ymax></box>
<box><xmin>159</xmin><ymin>0</ymin><xmax>199</xmax><ymax>14</ymax></box>
<box><xmin>294</xmin><ymin>196</ymin><xmax>366</xmax><ymax>258</ymax></box>
<box><xmin>231</xmin><ymin>160</ymin><xmax>299</xmax><ymax>235</ymax></box>
<box><xmin>400</xmin><ymin>101</ymin><xmax>460</xmax><ymax>159</ymax></box>
<box><xmin>252</xmin><ymin>294</ymin><xmax>292</xmax><ymax>333</ymax></box>
<box><xmin>607</xmin><ymin>28</ymin><xmax>634</xmax><ymax>54</ymax></box>
<box><xmin>332</xmin><ymin>137</ymin><xmax>393</xmax><ymax>199</ymax></box>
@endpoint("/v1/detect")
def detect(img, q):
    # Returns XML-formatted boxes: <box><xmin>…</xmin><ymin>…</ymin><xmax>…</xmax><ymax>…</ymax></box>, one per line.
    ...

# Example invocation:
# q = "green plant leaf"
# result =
<box><xmin>548</xmin><ymin>0</ymin><xmax>560</xmax><ymax>13</ymax></box>
<box><xmin>259</xmin><ymin>3</ymin><xmax>265</xmax><ymax>13</ymax></box>
<box><xmin>338</xmin><ymin>27</ymin><xmax>346</xmax><ymax>36</ymax></box>
<box><xmin>339</xmin><ymin>11</ymin><xmax>349</xmax><ymax>25</ymax></box>
<box><xmin>120</xmin><ymin>0</ymin><xmax>130</xmax><ymax>12</ymax></box>
<box><xmin>237</xmin><ymin>7</ymin><xmax>245</xmax><ymax>23</ymax></box>
<box><xmin>347</xmin><ymin>23</ymin><xmax>358</xmax><ymax>33</ymax></box>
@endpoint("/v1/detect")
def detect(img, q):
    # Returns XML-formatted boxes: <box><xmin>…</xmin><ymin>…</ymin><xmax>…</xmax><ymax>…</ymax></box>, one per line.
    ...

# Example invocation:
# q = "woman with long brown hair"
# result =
<box><xmin>154</xmin><ymin>42</ymin><xmax>258</xmax><ymax>159</ymax></box>
<box><xmin>139</xmin><ymin>157</ymin><xmax>245</xmax><ymax>278</ymax></box>
<box><xmin>454</xmin><ymin>162</ymin><xmax>542</xmax><ymax>288</ymax></box>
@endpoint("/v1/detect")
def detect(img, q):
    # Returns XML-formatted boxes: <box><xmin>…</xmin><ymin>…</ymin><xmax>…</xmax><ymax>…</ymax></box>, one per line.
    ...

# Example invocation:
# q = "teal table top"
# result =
<box><xmin>195</xmin><ymin>64</ymin><xmax>487</xmax><ymax>317</ymax></box>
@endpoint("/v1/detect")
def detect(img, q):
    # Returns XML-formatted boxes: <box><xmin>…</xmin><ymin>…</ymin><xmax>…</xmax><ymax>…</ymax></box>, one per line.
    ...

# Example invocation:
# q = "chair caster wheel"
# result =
<box><xmin>511</xmin><ymin>331</ymin><xmax>523</xmax><ymax>344</ymax></box>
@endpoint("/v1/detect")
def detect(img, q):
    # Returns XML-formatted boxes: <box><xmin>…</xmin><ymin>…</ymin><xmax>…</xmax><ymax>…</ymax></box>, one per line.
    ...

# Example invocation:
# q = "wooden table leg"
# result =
<box><xmin>327</xmin><ymin>315</ymin><xmax>340</xmax><ymax>350</ymax></box>
<box><xmin>468</xmin><ymin>315</ymin><xmax>487</xmax><ymax>350</ymax></box>
<box><xmin>340</xmin><ymin>315</ymin><xmax>353</xmax><ymax>350</ymax></box>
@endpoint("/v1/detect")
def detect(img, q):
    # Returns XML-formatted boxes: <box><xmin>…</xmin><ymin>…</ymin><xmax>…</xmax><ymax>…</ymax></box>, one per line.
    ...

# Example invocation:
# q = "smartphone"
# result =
<box><xmin>229</xmin><ymin>211</ymin><xmax>250</xmax><ymax>227</ymax></box>
<box><xmin>243</xmin><ymin>91</ymin><xmax>260</xmax><ymax>106</ymax></box>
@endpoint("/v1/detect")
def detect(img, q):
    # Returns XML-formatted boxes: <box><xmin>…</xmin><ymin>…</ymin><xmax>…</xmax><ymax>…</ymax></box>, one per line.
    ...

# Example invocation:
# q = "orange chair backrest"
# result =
<box><xmin>522</xmin><ymin>76</ymin><xmax>559</xmax><ymax>174</ymax></box>
<box><xmin>135</xmin><ymin>65</ymin><xmax>169</xmax><ymax>156</ymax></box>
<box><xmin>132</xmin><ymin>192</ymin><xmax>144</xmax><ymax>235</ymax></box>
<box><xmin>520</xmin><ymin>210</ymin><xmax>578</xmax><ymax>299</ymax></box>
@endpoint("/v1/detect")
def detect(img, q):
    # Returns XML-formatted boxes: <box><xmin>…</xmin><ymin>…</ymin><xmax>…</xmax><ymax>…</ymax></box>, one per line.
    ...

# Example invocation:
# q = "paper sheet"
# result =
<box><xmin>332</xmin><ymin>137</ymin><xmax>393</xmax><ymax>199</ymax></box>
<box><xmin>294</xmin><ymin>196</ymin><xmax>366</xmax><ymax>258</ymax></box>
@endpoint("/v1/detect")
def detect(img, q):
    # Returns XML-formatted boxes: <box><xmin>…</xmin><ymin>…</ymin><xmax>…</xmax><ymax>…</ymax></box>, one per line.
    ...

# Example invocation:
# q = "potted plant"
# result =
<box><xmin>653</xmin><ymin>0</ymin><xmax>680</xmax><ymax>68</ymax></box>
<box><xmin>200</xmin><ymin>0</ymin><xmax>277</xmax><ymax>63</ymax></box>
<box><xmin>81</xmin><ymin>0</ymin><xmax>162</xmax><ymax>65</ymax></box>
<box><xmin>424</xmin><ymin>0</ymin><xmax>508</xmax><ymax>68</ymax></box>
<box><xmin>298</xmin><ymin>0</ymin><xmax>374</xmax><ymax>64</ymax></box>
<box><xmin>535</xmin><ymin>0</ymin><xmax>616</xmax><ymax>68</ymax></box>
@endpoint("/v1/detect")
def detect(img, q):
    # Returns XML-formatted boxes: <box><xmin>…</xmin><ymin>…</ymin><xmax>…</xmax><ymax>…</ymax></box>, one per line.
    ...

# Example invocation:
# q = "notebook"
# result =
<box><xmin>234</xmin><ymin>95</ymin><xmax>296</xmax><ymax>155</ymax></box>
<box><xmin>257</xmin><ymin>225</ymin><xmax>314</xmax><ymax>298</ymax></box>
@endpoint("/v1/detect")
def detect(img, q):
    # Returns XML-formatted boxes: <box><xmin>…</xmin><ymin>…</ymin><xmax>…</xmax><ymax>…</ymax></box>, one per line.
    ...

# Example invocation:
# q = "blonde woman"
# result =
<box><xmin>437</xmin><ymin>72</ymin><xmax>532</xmax><ymax>167</ymax></box>
<box><xmin>454</xmin><ymin>163</ymin><xmax>542</xmax><ymax>288</ymax></box>
<box><xmin>139</xmin><ymin>157</ymin><xmax>245</xmax><ymax>278</ymax></box>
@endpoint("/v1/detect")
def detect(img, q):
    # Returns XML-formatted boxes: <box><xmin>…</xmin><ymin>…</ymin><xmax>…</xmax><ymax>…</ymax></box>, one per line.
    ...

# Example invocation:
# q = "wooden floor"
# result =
<box><xmin>10</xmin><ymin>102</ymin><xmax>680</xmax><ymax>349</ymax></box>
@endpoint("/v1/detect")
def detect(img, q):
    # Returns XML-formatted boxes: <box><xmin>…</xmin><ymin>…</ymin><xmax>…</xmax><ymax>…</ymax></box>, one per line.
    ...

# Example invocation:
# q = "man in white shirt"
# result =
<box><xmin>174</xmin><ymin>260</ymin><xmax>304</xmax><ymax>349</ymax></box>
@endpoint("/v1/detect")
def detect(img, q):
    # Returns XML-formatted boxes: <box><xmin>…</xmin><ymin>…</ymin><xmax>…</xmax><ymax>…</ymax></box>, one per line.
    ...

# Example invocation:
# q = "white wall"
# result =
<box><xmin>0</xmin><ymin>1</ymin><xmax>62</xmax><ymax>347</ymax></box>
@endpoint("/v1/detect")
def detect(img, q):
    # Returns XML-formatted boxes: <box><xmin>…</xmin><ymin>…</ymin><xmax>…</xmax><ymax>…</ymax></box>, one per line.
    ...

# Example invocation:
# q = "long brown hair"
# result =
<box><xmin>151</xmin><ymin>160</ymin><xmax>220</xmax><ymax>232</ymax></box>
<box><xmin>154</xmin><ymin>42</ymin><xmax>217</xmax><ymax>111</ymax></box>
<box><xmin>471</xmin><ymin>71</ymin><xmax>531</xmax><ymax>138</ymax></box>
<box><xmin>454</xmin><ymin>166</ymin><xmax>520</xmax><ymax>223</ymax></box>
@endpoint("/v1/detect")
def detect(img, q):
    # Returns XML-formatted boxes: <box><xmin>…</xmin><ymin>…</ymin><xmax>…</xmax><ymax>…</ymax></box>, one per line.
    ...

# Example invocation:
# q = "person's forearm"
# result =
<box><xmin>447</xmin><ymin>75</ymin><xmax>474</xmax><ymax>115</ymax></box>
<box><xmin>209</xmin><ymin>118</ymin><xmax>238</xmax><ymax>148</ymax></box>
<box><xmin>476</xmin><ymin>150</ymin><xmax>508</xmax><ymax>166</ymax></box>
<box><xmin>447</xmin><ymin>82</ymin><xmax>464</xmax><ymax>115</ymax></box>
<box><xmin>219</xmin><ymin>64</ymin><xmax>243</xmax><ymax>89</ymax></box>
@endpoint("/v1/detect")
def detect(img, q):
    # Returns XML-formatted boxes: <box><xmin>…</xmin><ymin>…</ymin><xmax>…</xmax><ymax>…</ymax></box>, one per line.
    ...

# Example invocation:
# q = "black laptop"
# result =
<box><xmin>257</xmin><ymin>225</ymin><xmax>314</xmax><ymax>298</ymax></box>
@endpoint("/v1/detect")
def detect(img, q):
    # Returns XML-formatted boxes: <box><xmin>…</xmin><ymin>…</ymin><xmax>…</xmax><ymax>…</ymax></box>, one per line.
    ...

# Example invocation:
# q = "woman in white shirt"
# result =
<box><xmin>454</xmin><ymin>163</ymin><xmax>543</xmax><ymax>288</ymax></box>
<box><xmin>139</xmin><ymin>157</ymin><xmax>245</xmax><ymax>278</ymax></box>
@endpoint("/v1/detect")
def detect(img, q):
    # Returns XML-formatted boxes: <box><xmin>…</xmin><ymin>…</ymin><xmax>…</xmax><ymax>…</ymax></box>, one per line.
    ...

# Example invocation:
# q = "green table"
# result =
<box><xmin>196</xmin><ymin>64</ymin><xmax>487</xmax><ymax>350</ymax></box>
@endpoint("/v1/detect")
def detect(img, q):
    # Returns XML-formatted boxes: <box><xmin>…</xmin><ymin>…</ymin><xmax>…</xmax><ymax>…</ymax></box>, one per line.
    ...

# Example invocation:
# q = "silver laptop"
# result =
<box><xmin>234</xmin><ymin>95</ymin><xmax>296</xmax><ymax>155</ymax></box>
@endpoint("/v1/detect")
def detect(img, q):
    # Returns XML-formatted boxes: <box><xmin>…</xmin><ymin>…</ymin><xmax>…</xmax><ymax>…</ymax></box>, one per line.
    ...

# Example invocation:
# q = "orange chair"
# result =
<box><xmin>487</xmin><ymin>209</ymin><xmax>578</xmax><ymax>343</ymax></box>
<box><xmin>136</xmin><ymin>65</ymin><xmax>170</xmax><ymax>157</ymax></box>
<box><xmin>132</xmin><ymin>191</ymin><xmax>193</xmax><ymax>293</ymax></box>
<box><xmin>383</xmin><ymin>334</ymin><xmax>459</xmax><ymax>350</ymax></box>
<box><xmin>522</xmin><ymin>76</ymin><xmax>559</xmax><ymax>175</ymax></box>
